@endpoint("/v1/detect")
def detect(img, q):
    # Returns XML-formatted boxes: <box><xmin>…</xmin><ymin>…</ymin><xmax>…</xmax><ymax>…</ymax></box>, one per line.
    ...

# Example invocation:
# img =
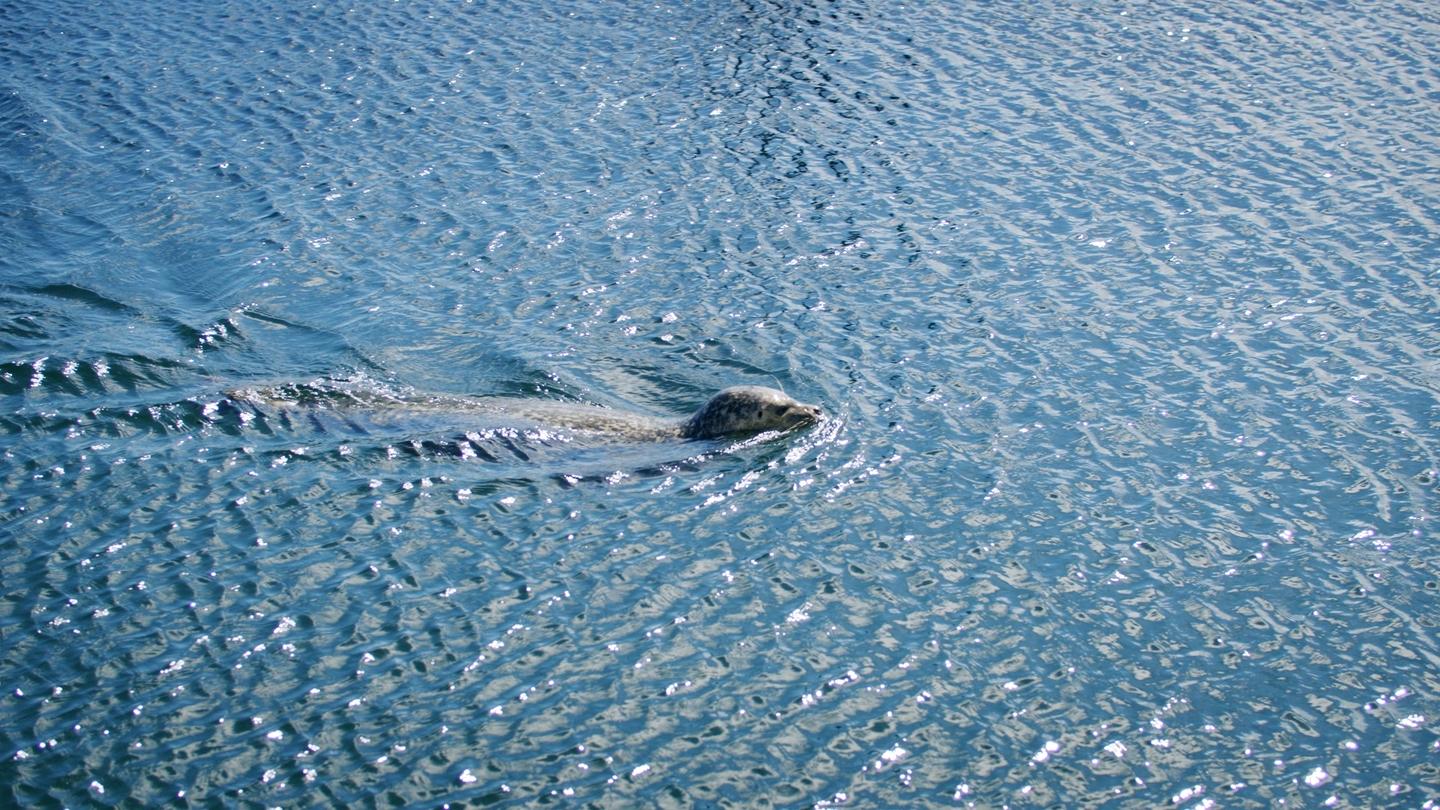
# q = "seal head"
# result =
<box><xmin>680</xmin><ymin>386</ymin><xmax>823</xmax><ymax>439</ymax></box>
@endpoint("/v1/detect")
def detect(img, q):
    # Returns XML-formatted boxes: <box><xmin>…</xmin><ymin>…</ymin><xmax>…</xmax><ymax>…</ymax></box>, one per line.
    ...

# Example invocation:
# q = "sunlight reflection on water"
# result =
<box><xmin>1</xmin><ymin>0</ymin><xmax>1438</xmax><ymax>807</ymax></box>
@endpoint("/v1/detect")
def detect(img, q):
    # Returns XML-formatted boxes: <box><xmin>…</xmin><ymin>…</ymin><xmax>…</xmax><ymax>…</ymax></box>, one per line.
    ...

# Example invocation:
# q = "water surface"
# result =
<box><xmin>2</xmin><ymin>1</ymin><xmax>1437</xmax><ymax>806</ymax></box>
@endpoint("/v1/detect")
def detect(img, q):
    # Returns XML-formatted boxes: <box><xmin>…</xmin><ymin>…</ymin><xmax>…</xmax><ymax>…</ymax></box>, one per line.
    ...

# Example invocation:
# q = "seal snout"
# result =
<box><xmin>781</xmin><ymin>400</ymin><xmax>824</xmax><ymax>427</ymax></box>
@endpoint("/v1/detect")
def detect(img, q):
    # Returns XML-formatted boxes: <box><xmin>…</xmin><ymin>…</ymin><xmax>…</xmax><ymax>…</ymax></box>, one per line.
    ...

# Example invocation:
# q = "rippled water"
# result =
<box><xmin>3</xmin><ymin>1</ymin><xmax>1438</xmax><ymax>806</ymax></box>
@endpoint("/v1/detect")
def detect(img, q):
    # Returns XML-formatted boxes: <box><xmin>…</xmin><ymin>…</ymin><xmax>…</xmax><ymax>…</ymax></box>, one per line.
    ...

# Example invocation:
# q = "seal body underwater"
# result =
<box><xmin>227</xmin><ymin>382</ymin><xmax>823</xmax><ymax>442</ymax></box>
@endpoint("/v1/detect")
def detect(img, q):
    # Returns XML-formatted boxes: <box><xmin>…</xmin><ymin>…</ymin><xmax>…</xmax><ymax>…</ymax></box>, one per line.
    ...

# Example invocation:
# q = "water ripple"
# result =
<box><xmin>2</xmin><ymin>0</ymin><xmax>1438</xmax><ymax>807</ymax></box>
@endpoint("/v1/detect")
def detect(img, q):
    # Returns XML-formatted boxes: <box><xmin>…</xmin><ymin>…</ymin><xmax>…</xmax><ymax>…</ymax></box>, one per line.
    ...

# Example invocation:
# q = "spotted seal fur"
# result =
<box><xmin>227</xmin><ymin>382</ymin><xmax>823</xmax><ymax>442</ymax></box>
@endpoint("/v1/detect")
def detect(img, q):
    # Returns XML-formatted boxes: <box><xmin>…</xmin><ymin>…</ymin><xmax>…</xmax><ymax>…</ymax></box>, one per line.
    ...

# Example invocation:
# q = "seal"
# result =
<box><xmin>227</xmin><ymin>381</ymin><xmax>823</xmax><ymax>443</ymax></box>
<box><xmin>452</xmin><ymin>385</ymin><xmax>823</xmax><ymax>441</ymax></box>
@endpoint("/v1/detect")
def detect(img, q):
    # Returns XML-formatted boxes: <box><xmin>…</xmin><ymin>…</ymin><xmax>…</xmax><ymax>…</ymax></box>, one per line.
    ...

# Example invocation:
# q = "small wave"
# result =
<box><xmin>0</xmin><ymin>353</ymin><xmax>188</xmax><ymax>398</ymax></box>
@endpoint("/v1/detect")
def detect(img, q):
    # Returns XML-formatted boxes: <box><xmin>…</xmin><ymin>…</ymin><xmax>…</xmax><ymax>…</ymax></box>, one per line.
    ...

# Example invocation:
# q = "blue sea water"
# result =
<box><xmin>2</xmin><ymin>0</ymin><xmax>1438</xmax><ymax>806</ymax></box>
